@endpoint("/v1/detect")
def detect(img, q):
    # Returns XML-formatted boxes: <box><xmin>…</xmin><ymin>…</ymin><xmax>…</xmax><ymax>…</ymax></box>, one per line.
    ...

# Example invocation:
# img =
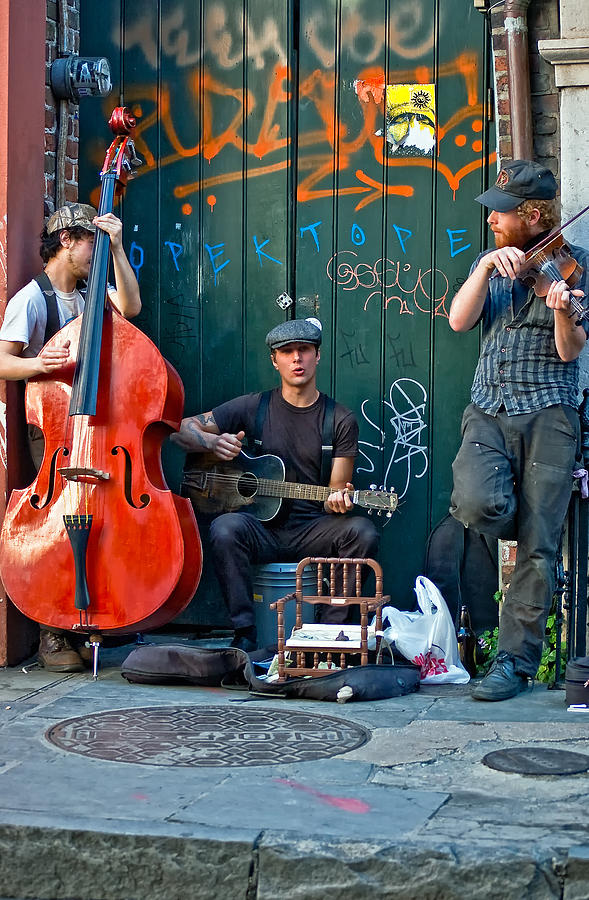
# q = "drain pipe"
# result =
<box><xmin>504</xmin><ymin>0</ymin><xmax>534</xmax><ymax>160</ymax></box>
<box><xmin>55</xmin><ymin>0</ymin><xmax>69</xmax><ymax>209</ymax></box>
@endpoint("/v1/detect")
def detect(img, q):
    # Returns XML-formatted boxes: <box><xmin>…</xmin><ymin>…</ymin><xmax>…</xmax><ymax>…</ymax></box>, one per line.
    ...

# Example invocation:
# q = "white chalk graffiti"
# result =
<box><xmin>119</xmin><ymin>1</ymin><xmax>435</xmax><ymax>71</ymax></box>
<box><xmin>357</xmin><ymin>378</ymin><xmax>428</xmax><ymax>501</ymax></box>
<box><xmin>121</xmin><ymin>4</ymin><xmax>287</xmax><ymax>71</ymax></box>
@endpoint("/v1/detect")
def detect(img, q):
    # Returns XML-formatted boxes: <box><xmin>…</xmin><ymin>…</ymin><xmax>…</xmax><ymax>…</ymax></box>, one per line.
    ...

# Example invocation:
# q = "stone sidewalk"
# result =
<box><xmin>0</xmin><ymin>638</ymin><xmax>588</xmax><ymax>900</ymax></box>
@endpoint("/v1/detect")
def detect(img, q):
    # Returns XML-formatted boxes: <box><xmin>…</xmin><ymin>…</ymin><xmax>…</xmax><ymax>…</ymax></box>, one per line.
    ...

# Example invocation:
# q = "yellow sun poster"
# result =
<box><xmin>383</xmin><ymin>83</ymin><xmax>436</xmax><ymax>157</ymax></box>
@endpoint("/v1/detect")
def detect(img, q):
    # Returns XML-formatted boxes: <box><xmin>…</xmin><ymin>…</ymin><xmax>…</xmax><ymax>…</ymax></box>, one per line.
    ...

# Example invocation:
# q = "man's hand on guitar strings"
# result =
<box><xmin>212</xmin><ymin>430</ymin><xmax>245</xmax><ymax>461</ymax></box>
<box><xmin>325</xmin><ymin>482</ymin><xmax>354</xmax><ymax>515</ymax></box>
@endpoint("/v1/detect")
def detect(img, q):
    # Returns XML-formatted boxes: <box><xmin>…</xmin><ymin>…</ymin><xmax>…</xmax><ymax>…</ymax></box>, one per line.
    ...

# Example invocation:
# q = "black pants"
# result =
<box><xmin>450</xmin><ymin>403</ymin><xmax>579</xmax><ymax>677</ymax></box>
<box><xmin>209</xmin><ymin>511</ymin><xmax>380</xmax><ymax>631</ymax></box>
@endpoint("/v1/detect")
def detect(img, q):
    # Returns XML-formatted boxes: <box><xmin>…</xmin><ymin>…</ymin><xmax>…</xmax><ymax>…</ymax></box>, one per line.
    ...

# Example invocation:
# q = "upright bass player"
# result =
<box><xmin>0</xmin><ymin>202</ymin><xmax>141</xmax><ymax>671</ymax></box>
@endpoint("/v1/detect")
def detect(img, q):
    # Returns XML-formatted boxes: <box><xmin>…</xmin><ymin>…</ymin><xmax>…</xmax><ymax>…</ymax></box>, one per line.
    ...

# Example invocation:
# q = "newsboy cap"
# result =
<box><xmin>265</xmin><ymin>318</ymin><xmax>322</xmax><ymax>350</ymax></box>
<box><xmin>475</xmin><ymin>160</ymin><xmax>557</xmax><ymax>212</ymax></box>
<box><xmin>45</xmin><ymin>203</ymin><xmax>98</xmax><ymax>235</ymax></box>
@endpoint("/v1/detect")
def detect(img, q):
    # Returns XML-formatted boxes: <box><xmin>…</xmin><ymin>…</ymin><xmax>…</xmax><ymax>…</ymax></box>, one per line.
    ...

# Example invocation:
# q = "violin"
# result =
<box><xmin>0</xmin><ymin>108</ymin><xmax>202</xmax><ymax>662</ymax></box>
<box><xmin>518</xmin><ymin>205</ymin><xmax>589</xmax><ymax>322</ymax></box>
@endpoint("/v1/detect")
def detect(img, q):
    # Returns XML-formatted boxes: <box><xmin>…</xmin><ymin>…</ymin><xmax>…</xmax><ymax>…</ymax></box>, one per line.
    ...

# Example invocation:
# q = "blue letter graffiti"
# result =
<box><xmin>446</xmin><ymin>228</ymin><xmax>471</xmax><ymax>258</ymax></box>
<box><xmin>205</xmin><ymin>242</ymin><xmax>231</xmax><ymax>285</ymax></box>
<box><xmin>129</xmin><ymin>242</ymin><xmax>144</xmax><ymax>282</ymax></box>
<box><xmin>351</xmin><ymin>223</ymin><xmax>366</xmax><ymax>246</ymax></box>
<box><xmin>165</xmin><ymin>241</ymin><xmax>184</xmax><ymax>272</ymax></box>
<box><xmin>300</xmin><ymin>221</ymin><xmax>322</xmax><ymax>252</ymax></box>
<box><xmin>392</xmin><ymin>224</ymin><xmax>412</xmax><ymax>254</ymax></box>
<box><xmin>253</xmin><ymin>235</ymin><xmax>282</xmax><ymax>267</ymax></box>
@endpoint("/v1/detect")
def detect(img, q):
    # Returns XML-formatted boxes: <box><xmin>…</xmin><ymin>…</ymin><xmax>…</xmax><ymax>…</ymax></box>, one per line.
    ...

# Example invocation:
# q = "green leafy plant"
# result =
<box><xmin>475</xmin><ymin>590</ymin><xmax>502</xmax><ymax>675</ymax></box>
<box><xmin>537</xmin><ymin>611</ymin><xmax>567</xmax><ymax>683</ymax></box>
<box><xmin>475</xmin><ymin>592</ymin><xmax>567</xmax><ymax>682</ymax></box>
<box><xmin>476</xmin><ymin>626</ymin><xmax>498</xmax><ymax>675</ymax></box>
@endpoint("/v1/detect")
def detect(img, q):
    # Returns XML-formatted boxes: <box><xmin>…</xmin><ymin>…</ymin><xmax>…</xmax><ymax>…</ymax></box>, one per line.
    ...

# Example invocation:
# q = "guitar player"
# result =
<box><xmin>171</xmin><ymin>318</ymin><xmax>379</xmax><ymax>652</ymax></box>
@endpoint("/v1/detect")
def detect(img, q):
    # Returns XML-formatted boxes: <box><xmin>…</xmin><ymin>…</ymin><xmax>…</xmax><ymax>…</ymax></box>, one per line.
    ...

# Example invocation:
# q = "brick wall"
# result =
<box><xmin>490</xmin><ymin>0</ymin><xmax>560</xmax><ymax>176</ymax></box>
<box><xmin>529</xmin><ymin>0</ymin><xmax>560</xmax><ymax>176</ymax></box>
<box><xmin>44</xmin><ymin>0</ymin><xmax>80</xmax><ymax>217</ymax></box>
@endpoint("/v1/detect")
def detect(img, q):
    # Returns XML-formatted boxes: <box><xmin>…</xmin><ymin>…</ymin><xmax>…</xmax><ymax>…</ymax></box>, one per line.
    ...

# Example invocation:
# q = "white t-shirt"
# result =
<box><xmin>0</xmin><ymin>278</ymin><xmax>84</xmax><ymax>359</ymax></box>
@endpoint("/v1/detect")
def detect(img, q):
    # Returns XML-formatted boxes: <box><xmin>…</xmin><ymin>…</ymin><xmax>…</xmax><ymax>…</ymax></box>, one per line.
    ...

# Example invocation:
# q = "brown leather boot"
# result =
<box><xmin>38</xmin><ymin>630</ymin><xmax>84</xmax><ymax>673</ymax></box>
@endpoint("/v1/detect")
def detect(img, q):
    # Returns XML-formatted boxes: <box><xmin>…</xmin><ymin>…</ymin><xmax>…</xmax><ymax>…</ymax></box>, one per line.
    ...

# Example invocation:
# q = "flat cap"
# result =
<box><xmin>475</xmin><ymin>160</ymin><xmax>557</xmax><ymax>212</ymax></box>
<box><xmin>46</xmin><ymin>203</ymin><xmax>98</xmax><ymax>235</ymax></box>
<box><xmin>265</xmin><ymin>318</ymin><xmax>322</xmax><ymax>350</ymax></box>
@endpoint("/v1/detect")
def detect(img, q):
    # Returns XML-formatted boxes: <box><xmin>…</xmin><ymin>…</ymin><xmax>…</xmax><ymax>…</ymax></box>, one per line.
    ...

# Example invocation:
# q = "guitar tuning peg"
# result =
<box><xmin>377</xmin><ymin>510</ymin><xmax>383</xmax><ymax>516</ymax></box>
<box><xmin>379</xmin><ymin>484</ymin><xmax>385</xmax><ymax>491</ymax></box>
<box><xmin>367</xmin><ymin>509</ymin><xmax>373</xmax><ymax>515</ymax></box>
<box><xmin>386</xmin><ymin>511</ymin><xmax>393</xmax><ymax>518</ymax></box>
<box><xmin>370</xmin><ymin>483</ymin><xmax>377</xmax><ymax>490</ymax></box>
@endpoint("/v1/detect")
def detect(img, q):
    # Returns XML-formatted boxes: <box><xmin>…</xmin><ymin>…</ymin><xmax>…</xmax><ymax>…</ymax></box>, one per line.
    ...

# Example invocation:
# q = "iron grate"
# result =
<box><xmin>45</xmin><ymin>704</ymin><xmax>370</xmax><ymax>767</ymax></box>
<box><xmin>482</xmin><ymin>746</ymin><xmax>589</xmax><ymax>776</ymax></box>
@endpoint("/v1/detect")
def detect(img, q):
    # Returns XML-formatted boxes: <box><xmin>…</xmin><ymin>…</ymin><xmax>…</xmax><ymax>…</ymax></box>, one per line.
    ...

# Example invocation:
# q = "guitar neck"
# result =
<box><xmin>255</xmin><ymin>478</ymin><xmax>334</xmax><ymax>503</ymax></box>
<box><xmin>205</xmin><ymin>471</ymin><xmax>360</xmax><ymax>504</ymax></box>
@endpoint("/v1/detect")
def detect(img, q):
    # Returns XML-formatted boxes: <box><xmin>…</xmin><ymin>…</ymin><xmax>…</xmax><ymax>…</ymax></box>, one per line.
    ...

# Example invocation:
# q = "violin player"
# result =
<box><xmin>449</xmin><ymin>159</ymin><xmax>589</xmax><ymax>700</ymax></box>
<box><xmin>172</xmin><ymin>318</ymin><xmax>379</xmax><ymax>652</ymax></box>
<box><xmin>0</xmin><ymin>202</ymin><xmax>141</xmax><ymax>671</ymax></box>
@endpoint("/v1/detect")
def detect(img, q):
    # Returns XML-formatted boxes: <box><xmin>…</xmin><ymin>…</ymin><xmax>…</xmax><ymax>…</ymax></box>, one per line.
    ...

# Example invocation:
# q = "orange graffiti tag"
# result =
<box><xmin>105</xmin><ymin>51</ymin><xmax>494</xmax><ymax>211</ymax></box>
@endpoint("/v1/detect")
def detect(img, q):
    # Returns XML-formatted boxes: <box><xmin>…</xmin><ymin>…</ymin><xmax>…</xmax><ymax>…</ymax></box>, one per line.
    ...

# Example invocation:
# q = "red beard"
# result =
<box><xmin>492</xmin><ymin>218</ymin><xmax>534</xmax><ymax>250</ymax></box>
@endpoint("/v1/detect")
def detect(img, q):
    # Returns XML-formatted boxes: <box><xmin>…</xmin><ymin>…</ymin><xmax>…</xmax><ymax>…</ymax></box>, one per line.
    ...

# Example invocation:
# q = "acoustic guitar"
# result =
<box><xmin>181</xmin><ymin>450</ymin><xmax>398</xmax><ymax>521</ymax></box>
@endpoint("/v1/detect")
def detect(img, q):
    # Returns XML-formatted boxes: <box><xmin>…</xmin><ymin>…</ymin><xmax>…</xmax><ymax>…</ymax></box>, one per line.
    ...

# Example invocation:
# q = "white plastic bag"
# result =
<box><xmin>372</xmin><ymin>575</ymin><xmax>470</xmax><ymax>684</ymax></box>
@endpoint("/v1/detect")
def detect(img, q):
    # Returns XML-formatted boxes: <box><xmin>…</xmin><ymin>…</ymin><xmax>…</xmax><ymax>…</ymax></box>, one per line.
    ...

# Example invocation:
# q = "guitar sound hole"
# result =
<box><xmin>237</xmin><ymin>472</ymin><xmax>258</xmax><ymax>499</ymax></box>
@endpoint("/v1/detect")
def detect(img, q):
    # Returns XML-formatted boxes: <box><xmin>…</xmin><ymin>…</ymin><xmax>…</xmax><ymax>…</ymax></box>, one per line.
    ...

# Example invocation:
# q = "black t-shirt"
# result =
<box><xmin>212</xmin><ymin>388</ymin><xmax>358</xmax><ymax>520</ymax></box>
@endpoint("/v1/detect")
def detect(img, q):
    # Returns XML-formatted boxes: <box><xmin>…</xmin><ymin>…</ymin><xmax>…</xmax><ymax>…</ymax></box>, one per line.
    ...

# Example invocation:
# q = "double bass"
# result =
<box><xmin>0</xmin><ymin>108</ymin><xmax>202</xmax><ymax>666</ymax></box>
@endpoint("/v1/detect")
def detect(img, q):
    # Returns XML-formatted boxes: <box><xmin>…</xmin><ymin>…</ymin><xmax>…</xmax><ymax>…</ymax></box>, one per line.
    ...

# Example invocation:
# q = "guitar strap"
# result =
<box><xmin>252</xmin><ymin>390</ymin><xmax>335</xmax><ymax>486</ymax></box>
<box><xmin>35</xmin><ymin>273</ymin><xmax>60</xmax><ymax>345</ymax></box>
<box><xmin>251</xmin><ymin>390</ymin><xmax>272</xmax><ymax>456</ymax></box>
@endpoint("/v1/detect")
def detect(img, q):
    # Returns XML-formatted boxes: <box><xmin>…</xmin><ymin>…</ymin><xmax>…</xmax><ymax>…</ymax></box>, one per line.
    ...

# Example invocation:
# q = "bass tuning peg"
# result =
<box><xmin>369</xmin><ymin>483</ymin><xmax>377</xmax><ymax>490</ymax></box>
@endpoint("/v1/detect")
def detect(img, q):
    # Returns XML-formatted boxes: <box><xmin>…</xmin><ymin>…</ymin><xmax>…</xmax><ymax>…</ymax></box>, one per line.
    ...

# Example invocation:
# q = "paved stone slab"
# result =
<box><xmin>255</xmin><ymin>835</ymin><xmax>564</xmax><ymax>900</ymax></box>
<box><xmin>0</xmin><ymin>820</ymin><xmax>255</xmax><ymax>900</ymax></box>
<box><xmin>1</xmin><ymin>650</ymin><xmax>589</xmax><ymax>898</ymax></box>
<box><xmin>172</xmin><ymin>776</ymin><xmax>449</xmax><ymax>839</ymax></box>
<box><xmin>340</xmin><ymin>720</ymin><xmax>500</xmax><ymax>765</ymax></box>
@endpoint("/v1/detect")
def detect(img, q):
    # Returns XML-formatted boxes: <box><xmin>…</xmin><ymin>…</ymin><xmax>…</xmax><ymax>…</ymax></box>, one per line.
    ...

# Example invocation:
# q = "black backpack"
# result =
<box><xmin>423</xmin><ymin>514</ymin><xmax>499</xmax><ymax>633</ymax></box>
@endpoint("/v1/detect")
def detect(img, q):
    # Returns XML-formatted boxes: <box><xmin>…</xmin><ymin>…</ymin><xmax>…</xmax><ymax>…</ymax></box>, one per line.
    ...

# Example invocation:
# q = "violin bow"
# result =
<box><xmin>526</xmin><ymin>204</ymin><xmax>589</xmax><ymax>258</ymax></box>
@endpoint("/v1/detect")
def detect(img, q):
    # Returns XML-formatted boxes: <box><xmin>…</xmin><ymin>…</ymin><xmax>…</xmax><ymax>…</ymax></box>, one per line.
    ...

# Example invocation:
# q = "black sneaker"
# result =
<box><xmin>471</xmin><ymin>651</ymin><xmax>529</xmax><ymax>701</ymax></box>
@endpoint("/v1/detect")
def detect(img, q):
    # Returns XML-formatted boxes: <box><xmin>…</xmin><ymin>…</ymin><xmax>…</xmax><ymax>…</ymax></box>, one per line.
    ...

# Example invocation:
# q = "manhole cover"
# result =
<box><xmin>45</xmin><ymin>705</ymin><xmax>370</xmax><ymax>767</ymax></box>
<box><xmin>482</xmin><ymin>747</ymin><xmax>589</xmax><ymax>776</ymax></box>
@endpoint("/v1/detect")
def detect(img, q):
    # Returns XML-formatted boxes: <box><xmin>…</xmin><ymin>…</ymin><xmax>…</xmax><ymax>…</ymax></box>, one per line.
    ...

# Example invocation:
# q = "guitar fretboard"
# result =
<box><xmin>206</xmin><ymin>472</ymin><xmax>333</xmax><ymax>502</ymax></box>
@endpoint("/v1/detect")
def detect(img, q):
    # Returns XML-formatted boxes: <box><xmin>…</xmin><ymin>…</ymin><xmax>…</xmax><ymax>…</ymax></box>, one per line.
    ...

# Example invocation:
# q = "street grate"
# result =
<box><xmin>482</xmin><ymin>747</ymin><xmax>589</xmax><ymax>776</ymax></box>
<box><xmin>45</xmin><ymin>705</ymin><xmax>370</xmax><ymax>767</ymax></box>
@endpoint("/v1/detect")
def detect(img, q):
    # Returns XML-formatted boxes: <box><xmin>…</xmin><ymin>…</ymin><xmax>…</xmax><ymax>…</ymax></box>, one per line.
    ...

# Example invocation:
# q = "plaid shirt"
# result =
<box><xmin>470</xmin><ymin>243</ymin><xmax>589</xmax><ymax>415</ymax></box>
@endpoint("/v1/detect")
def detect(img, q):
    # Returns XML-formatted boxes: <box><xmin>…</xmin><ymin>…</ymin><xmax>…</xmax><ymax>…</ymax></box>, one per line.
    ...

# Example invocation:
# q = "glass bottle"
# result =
<box><xmin>457</xmin><ymin>604</ymin><xmax>477</xmax><ymax>677</ymax></box>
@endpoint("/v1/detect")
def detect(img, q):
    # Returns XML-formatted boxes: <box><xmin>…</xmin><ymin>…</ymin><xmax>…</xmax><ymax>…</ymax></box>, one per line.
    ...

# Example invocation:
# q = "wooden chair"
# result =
<box><xmin>269</xmin><ymin>556</ymin><xmax>389</xmax><ymax>681</ymax></box>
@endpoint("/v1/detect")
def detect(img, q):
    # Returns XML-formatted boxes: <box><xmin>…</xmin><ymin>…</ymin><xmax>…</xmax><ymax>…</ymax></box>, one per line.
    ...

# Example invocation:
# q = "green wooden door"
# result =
<box><xmin>79</xmin><ymin>0</ymin><xmax>494</xmax><ymax>622</ymax></box>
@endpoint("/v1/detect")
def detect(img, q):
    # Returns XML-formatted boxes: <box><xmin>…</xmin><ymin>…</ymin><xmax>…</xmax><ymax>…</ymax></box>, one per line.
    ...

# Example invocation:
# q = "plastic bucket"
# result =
<box><xmin>252</xmin><ymin>562</ymin><xmax>316</xmax><ymax>647</ymax></box>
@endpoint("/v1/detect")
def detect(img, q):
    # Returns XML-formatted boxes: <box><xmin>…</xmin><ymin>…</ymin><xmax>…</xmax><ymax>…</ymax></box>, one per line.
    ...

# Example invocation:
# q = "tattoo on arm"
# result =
<box><xmin>186</xmin><ymin>421</ymin><xmax>211</xmax><ymax>448</ymax></box>
<box><xmin>195</xmin><ymin>413</ymin><xmax>216</xmax><ymax>427</ymax></box>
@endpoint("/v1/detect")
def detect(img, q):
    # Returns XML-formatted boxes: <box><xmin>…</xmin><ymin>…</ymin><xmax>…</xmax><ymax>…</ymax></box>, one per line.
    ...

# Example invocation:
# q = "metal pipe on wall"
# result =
<box><xmin>504</xmin><ymin>0</ymin><xmax>534</xmax><ymax>160</ymax></box>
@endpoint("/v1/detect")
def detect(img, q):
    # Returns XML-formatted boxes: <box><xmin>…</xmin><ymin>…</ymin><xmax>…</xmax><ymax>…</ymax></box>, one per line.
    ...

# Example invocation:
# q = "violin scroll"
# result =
<box><xmin>108</xmin><ymin>107</ymin><xmax>136</xmax><ymax>135</ymax></box>
<box><xmin>101</xmin><ymin>106</ymin><xmax>142</xmax><ymax>196</ymax></box>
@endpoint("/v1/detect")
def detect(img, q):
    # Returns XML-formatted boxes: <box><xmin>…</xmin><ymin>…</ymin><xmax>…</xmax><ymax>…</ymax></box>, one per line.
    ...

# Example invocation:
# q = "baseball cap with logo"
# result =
<box><xmin>45</xmin><ymin>203</ymin><xmax>98</xmax><ymax>235</ymax></box>
<box><xmin>475</xmin><ymin>160</ymin><xmax>557</xmax><ymax>212</ymax></box>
